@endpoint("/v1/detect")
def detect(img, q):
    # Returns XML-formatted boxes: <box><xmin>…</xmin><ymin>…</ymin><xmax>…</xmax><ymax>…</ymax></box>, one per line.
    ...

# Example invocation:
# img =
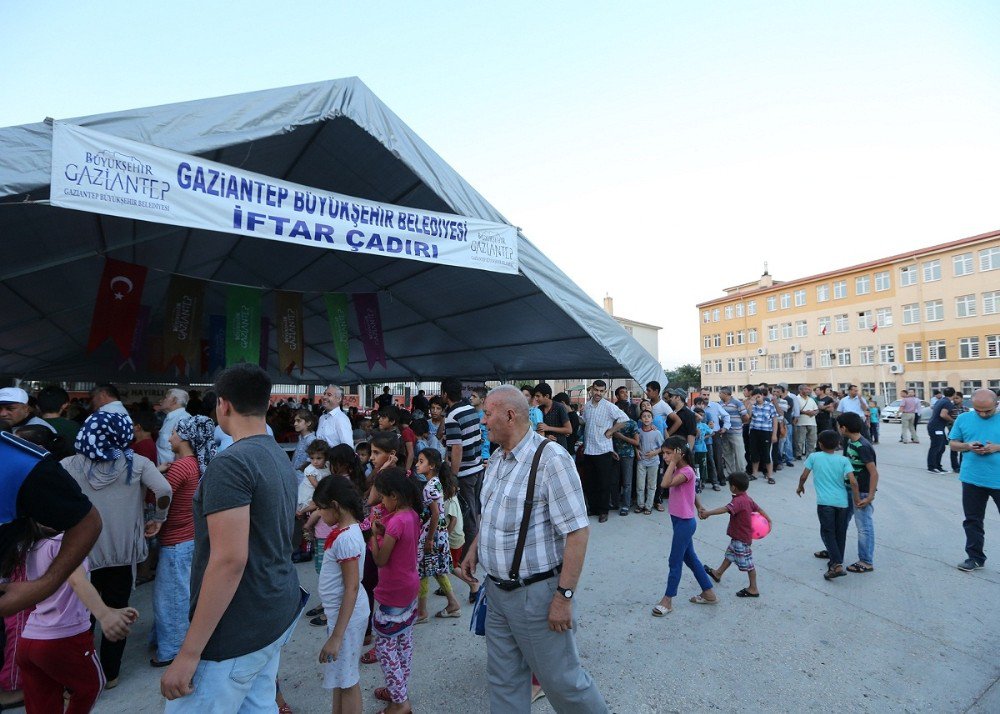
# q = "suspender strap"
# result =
<box><xmin>508</xmin><ymin>440</ymin><xmax>549</xmax><ymax>581</ymax></box>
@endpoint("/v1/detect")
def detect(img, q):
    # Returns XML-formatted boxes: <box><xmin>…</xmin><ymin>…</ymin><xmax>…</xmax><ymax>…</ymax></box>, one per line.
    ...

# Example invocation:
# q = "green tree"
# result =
<box><xmin>665</xmin><ymin>363</ymin><xmax>701</xmax><ymax>390</ymax></box>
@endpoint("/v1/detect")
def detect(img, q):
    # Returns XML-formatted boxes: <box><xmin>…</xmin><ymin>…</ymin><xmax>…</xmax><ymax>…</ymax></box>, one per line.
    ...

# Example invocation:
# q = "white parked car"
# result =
<box><xmin>882</xmin><ymin>399</ymin><xmax>930</xmax><ymax>423</ymax></box>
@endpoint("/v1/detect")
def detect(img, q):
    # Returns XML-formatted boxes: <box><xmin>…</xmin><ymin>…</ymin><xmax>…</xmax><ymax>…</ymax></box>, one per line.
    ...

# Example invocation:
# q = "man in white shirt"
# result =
<box><xmin>157</xmin><ymin>388</ymin><xmax>190</xmax><ymax>464</ymax></box>
<box><xmin>90</xmin><ymin>383</ymin><xmax>131</xmax><ymax>417</ymax></box>
<box><xmin>578</xmin><ymin>380</ymin><xmax>628</xmax><ymax>523</ymax></box>
<box><xmin>793</xmin><ymin>384</ymin><xmax>819</xmax><ymax>457</ymax></box>
<box><xmin>316</xmin><ymin>385</ymin><xmax>352</xmax><ymax>448</ymax></box>
<box><xmin>838</xmin><ymin>384</ymin><xmax>871</xmax><ymax>439</ymax></box>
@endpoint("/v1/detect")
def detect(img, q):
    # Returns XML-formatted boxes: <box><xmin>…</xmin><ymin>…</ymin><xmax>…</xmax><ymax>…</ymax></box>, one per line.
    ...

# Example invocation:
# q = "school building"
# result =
<box><xmin>696</xmin><ymin>229</ymin><xmax>1000</xmax><ymax>402</ymax></box>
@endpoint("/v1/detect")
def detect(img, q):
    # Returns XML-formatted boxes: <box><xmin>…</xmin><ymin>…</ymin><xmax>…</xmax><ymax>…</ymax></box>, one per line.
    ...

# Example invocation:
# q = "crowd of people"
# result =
<box><xmin>0</xmin><ymin>372</ymin><xmax>997</xmax><ymax>713</ymax></box>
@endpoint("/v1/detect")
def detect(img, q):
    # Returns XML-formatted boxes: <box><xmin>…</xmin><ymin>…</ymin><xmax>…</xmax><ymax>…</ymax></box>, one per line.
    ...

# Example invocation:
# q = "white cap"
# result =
<box><xmin>0</xmin><ymin>387</ymin><xmax>29</xmax><ymax>405</ymax></box>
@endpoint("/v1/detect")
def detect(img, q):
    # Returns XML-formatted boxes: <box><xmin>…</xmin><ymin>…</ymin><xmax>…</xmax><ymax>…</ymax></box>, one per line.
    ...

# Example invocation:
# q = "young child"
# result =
<box><xmin>636</xmin><ymin>409</ymin><xmax>664</xmax><ymax>514</ymax></box>
<box><xmin>295</xmin><ymin>440</ymin><xmax>331</xmax><ymax>563</ymax></box>
<box><xmin>15</xmin><ymin>524</ymin><xmax>138</xmax><ymax>712</ymax></box>
<box><xmin>839</xmin><ymin>412</ymin><xmax>879</xmax><ymax>573</ymax></box>
<box><xmin>413</xmin><ymin>449</ymin><xmax>462</xmax><ymax>621</ymax></box>
<box><xmin>692</xmin><ymin>408</ymin><xmax>712</xmax><ymax>493</ymax></box>
<box><xmin>378</xmin><ymin>406</ymin><xmax>416</xmax><ymax>473</ymax></box>
<box><xmin>522</xmin><ymin>386</ymin><xmax>544</xmax><ymax>431</ymax></box>
<box><xmin>411</xmin><ymin>418</ymin><xmax>445</xmax><ymax>461</ymax></box>
<box><xmin>291</xmin><ymin>409</ymin><xmax>318</xmax><ymax>477</ymax></box>
<box><xmin>441</xmin><ymin>464</ymin><xmax>477</xmax><ymax>591</ymax></box>
<box><xmin>428</xmin><ymin>397</ymin><xmax>447</xmax><ymax>442</ymax></box>
<box><xmin>313</xmin><ymin>476</ymin><xmax>369</xmax><ymax>714</ymax></box>
<box><xmin>367</xmin><ymin>468</ymin><xmax>421</xmax><ymax>713</ymax></box>
<box><xmin>700</xmin><ymin>472</ymin><xmax>772</xmax><ymax>597</ymax></box>
<box><xmin>355</xmin><ymin>442</ymin><xmax>372</xmax><ymax>479</ymax></box>
<box><xmin>653</xmin><ymin>436</ymin><xmax>717</xmax><ymax>615</ymax></box>
<box><xmin>796</xmin><ymin>429</ymin><xmax>860</xmax><ymax>580</ymax></box>
<box><xmin>867</xmin><ymin>400</ymin><xmax>881</xmax><ymax>444</ymax></box>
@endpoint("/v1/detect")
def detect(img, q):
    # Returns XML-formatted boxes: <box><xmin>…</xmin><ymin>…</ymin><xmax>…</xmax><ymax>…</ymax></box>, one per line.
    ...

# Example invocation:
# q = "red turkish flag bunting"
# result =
<box><xmin>88</xmin><ymin>258</ymin><xmax>148</xmax><ymax>358</ymax></box>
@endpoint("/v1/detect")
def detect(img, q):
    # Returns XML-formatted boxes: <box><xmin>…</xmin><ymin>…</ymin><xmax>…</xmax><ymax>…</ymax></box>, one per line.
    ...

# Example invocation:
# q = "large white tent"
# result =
<box><xmin>0</xmin><ymin>77</ymin><xmax>666</xmax><ymax>386</ymax></box>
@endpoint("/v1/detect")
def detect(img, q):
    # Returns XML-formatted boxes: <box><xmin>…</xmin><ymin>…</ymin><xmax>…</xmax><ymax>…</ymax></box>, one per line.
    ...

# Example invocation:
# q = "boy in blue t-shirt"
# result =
<box><xmin>797</xmin><ymin>429</ymin><xmax>860</xmax><ymax>580</ymax></box>
<box><xmin>693</xmin><ymin>408</ymin><xmax>714</xmax><ymax>493</ymax></box>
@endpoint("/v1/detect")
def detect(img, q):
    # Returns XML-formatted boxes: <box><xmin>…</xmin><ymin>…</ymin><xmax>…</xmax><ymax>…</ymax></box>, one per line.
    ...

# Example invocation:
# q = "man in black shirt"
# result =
<box><xmin>534</xmin><ymin>383</ymin><xmax>572</xmax><ymax>450</ymax></box>
<box><xmin>666</xmin><ymin>389</ymin><xmax>698</xmax><ymax>449</ymax></box>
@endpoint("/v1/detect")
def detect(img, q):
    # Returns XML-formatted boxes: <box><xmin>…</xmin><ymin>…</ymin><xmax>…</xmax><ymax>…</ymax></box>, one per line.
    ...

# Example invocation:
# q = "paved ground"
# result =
<box><xmin>94</xmin><ymin>422</ymin><xmax>999</xmax><ymax>713</ymax></box>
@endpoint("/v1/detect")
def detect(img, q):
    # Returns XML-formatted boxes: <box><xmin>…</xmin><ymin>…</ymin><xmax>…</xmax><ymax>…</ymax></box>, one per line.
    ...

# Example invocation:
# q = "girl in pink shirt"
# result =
<box><xmin>653</xmin><ymin>437</ymin><xmax>717</xmax><ymax>616</ymax></box>
<box><xmin>14</xmin><ymin>525</ymin><xmax>138</xmax><ymax>713</ymax></box>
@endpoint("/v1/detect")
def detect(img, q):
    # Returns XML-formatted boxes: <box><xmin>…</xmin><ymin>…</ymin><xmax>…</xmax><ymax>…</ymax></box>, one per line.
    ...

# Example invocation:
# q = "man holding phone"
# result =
<box><xmin>947</xmin><ymin>389</ymin><xmax>1000</xmax><ymax>572</ymax></box>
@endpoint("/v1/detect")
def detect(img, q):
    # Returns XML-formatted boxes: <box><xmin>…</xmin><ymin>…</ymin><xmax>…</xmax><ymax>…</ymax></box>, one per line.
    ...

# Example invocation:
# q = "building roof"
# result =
<box><xmin>696</xmin><ymin>228</ymin><xmax>1000</xmax><ymax>309</ymax></box>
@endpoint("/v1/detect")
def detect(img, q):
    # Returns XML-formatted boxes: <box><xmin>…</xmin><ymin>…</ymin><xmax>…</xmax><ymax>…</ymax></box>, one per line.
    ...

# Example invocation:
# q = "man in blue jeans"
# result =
<box><xmin>947</xmin><ymin>389</ymin><xmax>1000</xmax><ymax>572</ymax></box>
<box><xmin>927</xmin><ymin>387</ymin><xmax>956</xmax><ymax>473</ymax></box>
<box><xmin>161</xmin><ymin>364</ymin><xmax>303</xmax><ymax>711</ymax></box>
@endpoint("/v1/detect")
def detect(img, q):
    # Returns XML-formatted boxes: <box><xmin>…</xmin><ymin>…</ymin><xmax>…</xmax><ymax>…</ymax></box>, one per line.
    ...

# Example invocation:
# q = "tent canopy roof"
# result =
<box><xmin>0</xmin><ymin>78</ymin><xmax>665</xmax><ymax>386</ymax></box>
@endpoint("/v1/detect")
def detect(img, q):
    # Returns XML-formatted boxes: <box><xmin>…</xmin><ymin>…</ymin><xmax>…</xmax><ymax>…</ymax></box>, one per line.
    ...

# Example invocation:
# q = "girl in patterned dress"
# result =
<box><xmin>414</xmin><ymin>448</ymin><xmax>462</xmax><ymax>622</ymax></box>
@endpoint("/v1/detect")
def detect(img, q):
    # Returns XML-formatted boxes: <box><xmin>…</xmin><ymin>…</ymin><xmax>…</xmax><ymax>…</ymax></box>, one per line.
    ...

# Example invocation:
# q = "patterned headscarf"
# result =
<box><xmin>74</xmin><ymin>411</ymin><xmax>135</xmax><ymax>483</ymax></box>
<box><xmin>174</xmin><ymin>415</ymin><xmax>217</xmax><ymax>478</ymax></box>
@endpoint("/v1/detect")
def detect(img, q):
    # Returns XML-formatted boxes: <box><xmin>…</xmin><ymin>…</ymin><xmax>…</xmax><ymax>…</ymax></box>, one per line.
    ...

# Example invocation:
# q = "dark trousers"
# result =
<box><xmin>817</xmin><ymin>505</ymin><xmax>850</xmax><ymax>567</ymax></box>
<box><xmin>749</xmin><ymin>429</ymin><xmax>772</xmax><ymax>468</ymax></box>
<box><xmin>362</xmin><ymin>545</ymin><xmax>379</xmax><ymax>637</ymax></box>
<box><xmin>927</xmin><ymin>429</ymin><xmax>948</xmax><ymax>470</ymax></box>
<box><xmin>962</xmin><ymin>482</ymin><xmax>1000</xmax><ymax>565</ymax></box>
<box><xmin>582</xmin><ymin>452</ymin><xmax>615</xmax><ymax>516</ymax></box>
<box><xmin>710</xmin><ymin>436</ymin><xmax>725</xmax><ymax>485</ymax></box>
<box><xmin>458</xmin><ymin>470</ymin><xmax>483</xmax><ymax>547</ymax></box>
<box><xmin>950</xmin><ymin>447</ymin><xmax>963</xmax><ymax>472</ymax></box>
<box><xmin>870</xmin><ymin>422</ymin><xmax>879</xmax><ymax>444</ymax></box>
<box><xmin>89</xmin><ymin>565</ymin><xmax>133</xmax><ymax>681</ymax></box>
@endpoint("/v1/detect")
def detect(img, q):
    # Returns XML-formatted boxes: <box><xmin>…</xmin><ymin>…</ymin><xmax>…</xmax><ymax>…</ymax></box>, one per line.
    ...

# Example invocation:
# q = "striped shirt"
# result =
<box><xmin>445</xmin><ymin>399</ymin><xmax>483</xmax><ymax>478</ymax></box>
<box><xmin>720</xmin><ymin>398</ymin><xmax>747</xmax><ymax>425</ymax></box>
<box><xmin>749</xmin><ymin>401</ymin><xmax>778</xmax><ymax>432</ymax></box>
<box><xmin>478</xmin><ymin>429</ymin><xmax>589</xmax><ymax>580</ymax></box>
<box><xmin>579</xmin><ymin>399</ymin><xmax>628</xmax><ymax>455</ymax></box>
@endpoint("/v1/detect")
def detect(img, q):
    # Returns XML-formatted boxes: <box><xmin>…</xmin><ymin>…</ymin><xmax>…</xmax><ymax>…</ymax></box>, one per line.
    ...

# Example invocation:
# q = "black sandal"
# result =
<box><xmin>823</xmin><ymin>567</ymin><xmax>846</xmax><ymax>580</ymax></box>
<box><xmin>766</xmin><ymin>477</ymin><xmax>776</xmax><ymax>484</ymax></box>
<box><xmin>813</xmin><ymin>550</ymin><xmax>829</xmax><ymax>559</ymax></box>
<box><xmin>846</xmin><ymin>562</ymin><xmax>874</xmax><ymax>573</ymax></box>
<box><xmin>703</xmin><ymin>565</ymin><xmax>721</xmax><ymax>583</ymax></box>
<box><xmin>735</xmin><ymin>588</ymin><xmax>759</xmax><ymax>598</ymax></box>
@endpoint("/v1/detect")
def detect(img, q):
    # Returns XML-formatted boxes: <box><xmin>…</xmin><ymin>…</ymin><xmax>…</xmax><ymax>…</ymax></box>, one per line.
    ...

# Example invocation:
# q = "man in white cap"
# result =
<box><xmin>0</xmin><ymin>387</ymin><xmax>56</xmax><ymax>433</ymax></box>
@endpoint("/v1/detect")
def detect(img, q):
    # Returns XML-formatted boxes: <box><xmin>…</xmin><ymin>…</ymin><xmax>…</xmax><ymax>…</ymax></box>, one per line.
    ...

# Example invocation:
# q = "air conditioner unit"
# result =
<box><xmin>789</xmin><ymin>345</ymin><xmax>801</xmax><ymax>353</ymax></box>
<box><xmin>889</xmin><ymin>363</ymin><xmax>905</xmax><ymax>374</ymax></box>
<box><xmin>756</xmin><ymin>347</ymin><xmax>768</xmax><ymax>356</ymax></box>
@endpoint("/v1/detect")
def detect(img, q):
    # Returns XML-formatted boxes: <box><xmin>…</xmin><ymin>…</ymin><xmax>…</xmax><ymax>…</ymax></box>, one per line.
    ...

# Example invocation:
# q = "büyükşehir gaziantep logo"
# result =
<box><xmin>62</xmin><ymin>149</ymin><xmax>171</xmax><ymax>203</ymax></box>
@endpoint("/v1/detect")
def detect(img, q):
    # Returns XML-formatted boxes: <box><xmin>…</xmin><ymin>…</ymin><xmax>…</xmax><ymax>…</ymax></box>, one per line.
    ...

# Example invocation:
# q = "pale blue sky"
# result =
<box><xmin>5</xmin><ymin>1</ymin><xmax>1000</xmax><ymax>367</ymax></box>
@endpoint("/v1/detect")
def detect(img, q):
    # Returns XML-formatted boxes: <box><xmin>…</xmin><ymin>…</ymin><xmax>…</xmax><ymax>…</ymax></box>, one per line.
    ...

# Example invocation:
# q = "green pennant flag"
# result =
<box><xmin>226</xmin><ymin>286</ymin><xmax>262</xmax><ymax>366</ymax></box>
<box><xmin>324</xmin><ymin>293</ymin><xmax>350</xmax><ymax>373</ymax></box>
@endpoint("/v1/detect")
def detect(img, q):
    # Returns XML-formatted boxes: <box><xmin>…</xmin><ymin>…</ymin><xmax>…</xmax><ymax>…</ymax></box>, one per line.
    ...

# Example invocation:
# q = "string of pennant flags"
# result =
<box><xmin>89</xmin><ymin>258</ymin><xmax>386</xmax><ymax>376</ymax></box>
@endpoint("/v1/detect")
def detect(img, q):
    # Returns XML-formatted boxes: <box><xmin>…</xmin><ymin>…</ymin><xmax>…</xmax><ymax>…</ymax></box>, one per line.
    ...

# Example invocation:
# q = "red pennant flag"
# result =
<box><xmin>871</xmin><ymin>324</ymin><xmax>878</xmax><ymax>333</ymax></box>
<box><xmin>820</xmin><ymin>324</ymin><xmax>828</xmax><ymax>335</ymax></box>
<box><xmin>88</xmin><ymin>258</ymin><xmax>148</xmax><ymax>358</ymax></box>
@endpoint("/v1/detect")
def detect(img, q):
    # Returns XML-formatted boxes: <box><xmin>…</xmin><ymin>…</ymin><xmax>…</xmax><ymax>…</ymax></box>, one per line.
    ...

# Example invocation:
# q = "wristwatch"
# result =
<box><xmin>556</xmin><ymin>586</ymin><xmax>574</xmax><ymax>599</ymax></box>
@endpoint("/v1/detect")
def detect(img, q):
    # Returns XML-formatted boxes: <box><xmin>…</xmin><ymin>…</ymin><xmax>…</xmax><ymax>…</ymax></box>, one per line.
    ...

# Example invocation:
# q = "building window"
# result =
<box><xmin>819</xmin><ymin>349</ymin><xmax>832</xmax><ymax>367</ymax></box>
<box><xmin>859</xmin><ymin>346</ymin><xmax>874</xmax><ymax>365</ymax></box>
<box><xmin>987</xmin><ymin>334</ymin><xmax>1000</xmax><ymax>359</ymax></box>
<box><xmin>767</xmin><ymin>325</ymin><xmax>778</xmax><ymax>341</ymax></box>
<box><xmin>900</xmin><ymin>265</ymin><xmax>917</xmax><ymax>286</ymax></box>
<box><xmin>925</xmin><ymin>300</ymin><xmax>944</xmax><ymax>322</ymax></box>
<box><xmin>725</xmin><ymin>305</ymin><xmax>734</xmax><ymax>320</ymax></box>
<box><xmin>726</xmin><ymin>331</ymin><xmax>735</xmax><ymax>346</ymax></box>
<box><xmin>818</xmin><ymin>316</ymin><xmax>831</xmax><ymax>335</ymax></box>
<box><xmin>714</xmin><ymin>359</ymin><xmax>722</xmax><ymax>373</ymax></box>
<box><xmin>833</xmin><ymin>280</ymin><xmax>847</xmax><ymax>299</ymax></box>
<box><xmin>838</xmin><ymin>383</ymin><xmax>852</xmax><ymax>394</ymax></box>
<box><xmin>954</xmin><ymin>252</ymin><xmax>973</xmax><ymax>277</ymax></box>
<box><xmin>857</xmin><ymin>310</ymin><xmax>873</xmax><ymax>330</ymax></box>
<box><xmin>881</xmin><ymin>382</ymin><xmax>898</xmax><ymax>402</ymax></box>
<box><xmin>980</xmin><ymin>246</ymin><xmax>1000</xmax><ymax>272</ymax></box>
<box><xmin>905</xmin><ymin>381</ymin><xmax>925</xmax><ymax>400</ymax></box>
<box><xmin>747</xmin><ymin>300</ymin><xmax>757</xmax><ymax>316</ymax></box>
<box><xmin>835</xmin><ymin>314</ymin><xmax>849</xmax><ymax>333</ymax></box>
<box><xmin>962</xmin><ymin>380</ymin><xmax>983</xmax><ymax>394</ymax></box>
<box><xmin>736</xmin><ymin>330</ymin><xmax>745</xmax><ymax>345</ymax></box>
<box><xmin>737</xmin><ymin>357</ymin><xmax>746</xmax><ymax>371</ymax></box>
<box><xmin>749</xmin><ymin>357</ymin><xmax>758</xmax><ymax>372</ymax></box>
<box><xmin>727</xmin><ymin>358</ymin><xmax>736</xmax><ymax>372</ymax></box>
<box><xmin>990</xmin><ymin>379</ymin><xmax>1000</xmax><ymax>392</ymax></box>
<box><xmin>816</xmin><ymin>284</ymin><xmax>830</xmax><ymax>302</ymax></box>
<box><xmin>984</xmin><ymin>291</ymin><xmax>1000</xmax><ymax>315</ymax></box>
<box><xmin>956</xmin><ymin>294</ymin><xmax>977</xmax><ymax>318</ymax></box>
<box><xmin>795</xmin><ymin>320</ymin><xmax>807</xmax><ymax>338</ymax></box>
<box><xmin>704</xmin><ymin>361</ymin><xmax>712</xmax><ymax>373</ymax></box>
<box><xmin>837</xmin><ymin>348</ymin><xmax>852</xmax><ymax>366</ymax></box>
<box><xmin>902</xmin><ymin>303</ymin><xmax>920</xmax><ymax>325</ymax></box>
<box><xmin>713</xmin><ymin>334</ymin><xmax>721</xmax><ymax>348</ymax></box>
<box><xmin>904</xmin><ymin>342</ymin><xmax>923</xmax><ymax>362</ymax></box>
<box><xmin>959</xmin><ymin>337</ymin><xmax>980</xmax><ymax>359</ymax></box>
<box><xmin>875</xmin><ymin>270</ymin><xmax>891</xmax><ymax>291</ymax></box>
<box><xmin>927</xmin><ymin>340</ymin><xmax>947</xmax><ymax>361</ymax></box>
<box><xmin>768</xmin><ymin>355</ymin><xmax>780</xmax><ymax>370</ymax></box>
<box><xmin>765</xmin><ymin>296</ymin><xmax>776</xmax><ymax>312</ymax></box>
<box><xmin>712</xmin><ymin>308</ymin><xmax>720</xmax><ymax>322</ymax></box>
<box><xmin>860</xmin><ymin>382</ymin><xmax>876</xmax><ymax>397</ymax></box>
<box><xmin>703</xmin><ymin>335</ymin><xmax>712</xmax><ymax>349</ymax></box>
<box><xmin>794</xmin><ymin>289</ymin><xmax>806</xmax><ymax>307</ymax></box>
<box><xmin>782</xmin><ymin>353</ymin><xmax>795</xmax><ymax>369</ymax></box>
<box><xmin>876</xmin><ymin>307</ymin><xmax>893</xmax><ymax>327</ymax></box>
<box><xmin>879</xmin><ymin>344</ymin><xmax>896</xmax><ymax>363</ymax></box>
<box><xmin>780</xmin><ymin>293</ymin><xmax>791</xmax><ymax>309</ymax></box>
<box><xmin>804</xmin><ymin>351</ymin><xmax>814</xmax><ymax>369</ymax></box>
<box><xmin>748</xmin><ymin>329</ymin><xmax>758</xmax><ymax>344</ymax></box>
<box><xmin>929</xmin><ymin>381</ymin><xmax>949</xmax><ymax>394</ymax></box>
<box><xmin>923</xmin><ymin>259</ymin><xmax>941</xmax><ymax>282</ymax></box>
<box><xmin>856</xmin><ymin>275</ymin><xmax>871</xmax><ymax>295</ymax></box>
<box><xmin>702</xmin><ymin>310</ymin><xmax>711</xmax><ymax>323</ymax></box>
<box><xmin>735</xmin><ymin>302</ymin><xmax>744</xmax><ymax>318</ymax></box>
<box><xmin>781</xmin><ymin>322</ymin><xmax>793</xmax><ymax>340</ymax></box>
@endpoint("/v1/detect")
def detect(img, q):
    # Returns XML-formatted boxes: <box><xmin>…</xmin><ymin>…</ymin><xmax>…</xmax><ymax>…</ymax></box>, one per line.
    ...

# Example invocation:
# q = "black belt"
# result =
<box><xmin>488</xmin><ymin>565</ymin><xmax>561</xmax><ymax>592</ymax></box>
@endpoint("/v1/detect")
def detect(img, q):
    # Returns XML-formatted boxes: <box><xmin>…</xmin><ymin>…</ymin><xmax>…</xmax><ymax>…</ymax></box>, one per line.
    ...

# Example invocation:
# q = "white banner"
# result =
<box><xmin>50</xmin><ymin>122</ymin><xmax>519</xmax><ymax>274</ymax></box>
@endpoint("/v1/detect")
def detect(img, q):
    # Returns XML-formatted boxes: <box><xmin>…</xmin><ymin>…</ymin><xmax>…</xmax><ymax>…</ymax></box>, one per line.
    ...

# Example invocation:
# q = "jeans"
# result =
<box><xmin>870</xmin><ymin>423</ymin><xmax>879</xmax><ymax>443</ymax></box>
<box><xmin>693</xmin><ymin>452</ymin><xmax>707</xmax><ymax>485</ymax></box>
<box><xmin>635</xmin><ymin>462</ymin><xmax>658</xmax><ymax>509</ymax></box>
<box><xmin>794</xmin><ymin>424</ymin><xmax>817</xmax><ymax>458</ymax></box>
<box><xmin>153</xmin><ymin>540</ymin><xmax>195</xmax><ymax>662</ymax></box>
<box><xmin>615</xmin><ymin>455</ymin><xmax>635</xmax><ymax>509</ymax></box>
<box><xmin>817</xmin><ymin>505</ymin><xmax>850</xmax><ymax>567</ymax></box>
<box><xmin>927</xmin><ymin>428</ymin><xmax>948</xmax><ymax>470</ymax></box>
<box><xmin>664</xmin><ymin>516</ymin><xmax>714</xmax><ymax>597</ymax></box>
<box><xmin>962</xmin><ymin>481</ymin><xmax>1000</xmax><ymax>565</ymax></box>
<box><xmin>853</xmin><ymin>493</ymin><xmax>875</xmax><ymax>565</ymax></box>
<box><xmin>164</xmin><ymin>594</ymin><xmax>304</xmax><ymax>714</ymax></box>
<box><xmin>781</xmin><ymin>422</ymin><xmax>795</xmax><ymax>463</ymax></box>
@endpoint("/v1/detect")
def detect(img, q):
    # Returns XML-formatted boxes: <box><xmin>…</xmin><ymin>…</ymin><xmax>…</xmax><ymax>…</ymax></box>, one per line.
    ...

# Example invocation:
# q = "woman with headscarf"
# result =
<box><xmin>61</xmin><ymin>411</ymin><xmax>171</xmax><ymax>687</ymax></box>
<box><xmin>150</xmin><ymin>415</ymin><xmax>215</xmax><ymax>667</ymax></box>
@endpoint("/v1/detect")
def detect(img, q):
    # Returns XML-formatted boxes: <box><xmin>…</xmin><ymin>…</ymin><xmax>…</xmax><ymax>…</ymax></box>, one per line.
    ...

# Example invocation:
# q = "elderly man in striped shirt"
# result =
<box><xmin>461</xmin><ymin>385</ymin><xmax>607</xmax><ymax>713</ymax></box>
